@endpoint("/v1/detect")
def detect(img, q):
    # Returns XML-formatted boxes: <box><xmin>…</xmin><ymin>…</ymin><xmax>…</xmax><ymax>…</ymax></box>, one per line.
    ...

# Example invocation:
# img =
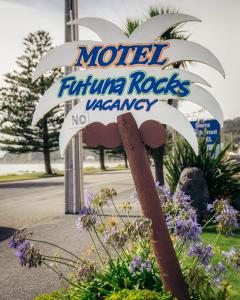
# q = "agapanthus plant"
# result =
<box><xmin>129</xmin><ymin>256</ymin><xmax>152</xmax><ymax>274</ymax></box>
<box><xmin>157</xmin><ymin>184</ymin><xmax>202</xmax><ymax>244</ymax></box>
<box><xmin>76</xmin><ymin>206</ymin><xmax>97</xmax><ymax>232</ymax></box>
<box><xmin>208</xmin><ymin>199</ymin><xmax>239</xmax><ymax>234</ymax></box>
<box><xmin>188</xmin><ymin>243</ymin><xmax>214</xmax><ymax>266</ymax></box>
<box><xmin>8</xmin><ymin>186</ymin><xmax>239</xmax><ymax>300</ymax></box>
<box><xmin>223</xmin><ymin>248</ymin><xmax>240</xmax><ymax>270</ymax></box>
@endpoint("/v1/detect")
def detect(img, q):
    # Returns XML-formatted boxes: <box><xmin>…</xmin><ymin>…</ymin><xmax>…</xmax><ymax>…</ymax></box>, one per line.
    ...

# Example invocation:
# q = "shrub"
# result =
<box><xmin>104</xmin><ymin>289</ymin><xmax>173</xmax><ymax>300</ymax></box>
<box><xmin>164</xmin><ymin>137</ymin><xmax>240</xmax><ymax>203</ymax></box>
<box><xmin>34</xmin><ymin>291</ymin><xmax>63</xmax><ymax>300</ymax></box>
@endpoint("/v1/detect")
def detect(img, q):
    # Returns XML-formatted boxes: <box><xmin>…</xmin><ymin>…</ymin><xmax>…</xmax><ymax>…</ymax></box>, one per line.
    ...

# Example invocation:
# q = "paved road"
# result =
<box><xmin>0</xmin><ymin>170</ymin><xmax>138</xmax><ymax>300</ymax></box>
<box><xmin>0</xmin><ymin>170</ymin><xmax>136</xmax><ymax>228</ymax></box>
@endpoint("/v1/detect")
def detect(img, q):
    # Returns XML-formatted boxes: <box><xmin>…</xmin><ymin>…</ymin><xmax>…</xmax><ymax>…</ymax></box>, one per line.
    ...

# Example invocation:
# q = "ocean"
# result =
<box><xmin>0</xmin><ymin>161</ymin><xmax>124</xmax><ymax>175</ymax></box>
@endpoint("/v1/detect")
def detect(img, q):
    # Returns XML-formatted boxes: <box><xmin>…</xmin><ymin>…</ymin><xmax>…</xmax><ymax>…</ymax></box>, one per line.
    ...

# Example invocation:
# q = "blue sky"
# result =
<box><xmin>0</xmin><ymin>0</ymin><xmax>239</xmax><ymax>119</ymax></box>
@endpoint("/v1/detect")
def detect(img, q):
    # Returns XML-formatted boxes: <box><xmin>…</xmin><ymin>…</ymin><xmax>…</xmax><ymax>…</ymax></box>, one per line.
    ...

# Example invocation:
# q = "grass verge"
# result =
<box><xmin>0</xmin><ymin>172</ymin><xmax>62</xmax><ymax>183</ymax></box>
<box><xmin>0</xmin><ymin>165</ymin><xmax>128</xmax><ymax>183</ymax></box>
<box><xmin>202</xmin><ymin>226</ymin><xmax>240</xmax><ymax>299</ymax></box>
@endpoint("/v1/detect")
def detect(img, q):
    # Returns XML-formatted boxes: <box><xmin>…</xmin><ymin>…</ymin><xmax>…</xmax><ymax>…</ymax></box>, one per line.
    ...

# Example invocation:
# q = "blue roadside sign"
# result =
<box><xmin>191</xmin><ymin>119</ymin><xmax>221</xmax><ymax>152</ymax></box>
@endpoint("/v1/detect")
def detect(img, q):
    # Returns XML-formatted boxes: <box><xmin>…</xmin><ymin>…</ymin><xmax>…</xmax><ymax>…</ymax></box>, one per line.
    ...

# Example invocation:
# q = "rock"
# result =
<box><xmin>176</xmin><ymin>167</ymin><xmax>210</xmax><ymax>223</ymax></box>
<box><xmin>232</xmin><ymin>195</ymin><xmax>240</xmax><ymax>211</ymax></box>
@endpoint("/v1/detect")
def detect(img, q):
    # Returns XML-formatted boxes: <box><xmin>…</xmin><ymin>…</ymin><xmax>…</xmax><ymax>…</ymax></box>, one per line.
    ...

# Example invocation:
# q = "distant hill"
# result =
<box><xmin>223</xmin><ymin>117</ymin><xmax>240</xmax><ymax>145</ymax></box>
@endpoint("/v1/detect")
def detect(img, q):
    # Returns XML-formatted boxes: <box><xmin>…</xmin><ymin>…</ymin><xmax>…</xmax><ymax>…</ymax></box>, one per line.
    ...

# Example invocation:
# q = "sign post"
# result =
<box><xmin>64</xmin><ymin>0</ymin><xmax>83</xmax><ymax>214</ymax></box>
<box><xmin>32</xmin><ymin>13</ymin><xmax>225</xmax><ymax>299</ymax></box>
<box><xmin>117</xmin><ymin>112</ymin><xmax>189</xmax><ymax>299</ymax></box>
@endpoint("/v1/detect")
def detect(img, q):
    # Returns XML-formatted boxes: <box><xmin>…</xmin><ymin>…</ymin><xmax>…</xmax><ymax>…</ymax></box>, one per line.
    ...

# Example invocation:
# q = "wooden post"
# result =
<box><xmin>117</xmin><ymin>113</ymin><xmax>189</xmax><ymax>300</ymax></box>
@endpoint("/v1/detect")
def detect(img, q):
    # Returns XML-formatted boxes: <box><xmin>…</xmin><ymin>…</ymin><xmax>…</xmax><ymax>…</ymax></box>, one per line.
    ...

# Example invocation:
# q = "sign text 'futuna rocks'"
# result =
<box><xmin>58</xmin><ymin>71</ymin><xmax>191</xmax><ymax>112</ymax></box>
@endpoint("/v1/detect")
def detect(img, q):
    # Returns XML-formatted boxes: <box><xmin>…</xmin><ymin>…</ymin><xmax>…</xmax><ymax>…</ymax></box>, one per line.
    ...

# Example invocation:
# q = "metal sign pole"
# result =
<box><xmin>79</xmin><ymin>131</ymin><xmax>84</xmax><ymax>209</ymax></box>
<box><xmin>64</xmin><ymin>0</ymin><xmax>83</xmax><ymax>214</ymax></box>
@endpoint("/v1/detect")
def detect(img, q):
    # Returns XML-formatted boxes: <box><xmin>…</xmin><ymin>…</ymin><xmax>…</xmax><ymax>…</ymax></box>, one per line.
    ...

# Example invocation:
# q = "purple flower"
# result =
<box><xmin>155</xmin><ymin>186</ymin><xmax>202</xmax><ymax>245</ymax></box>
<box><xmin>172</xmin><ymin>190</ymin><xmax>191</xmax><ymax>209</ymax></box>
<box><xmin>206</xmin><ymin>262</ymin><xmax>226</xmax><ymax>287</ymax></box>
<box><xmin>140</xmin><ymin>260</ymin><xmax>152</xmax><ymax>273</ymax></box>
<box><xmin>78</xmin><ymin>207</ymin><xmax>90</xmax><ymax>217</ymax></box>
<box><xmin>174</xmin><ymin>219</ymin><xmax>202</xmax><ymax>242</ymax></box>
<box><xmin>87</xmin><ymin>188</ymin><xmax>117</xmax><ymax>208</ymax></box>
<box><xmin>222</xmin><ymin>248</ymin><xmax>240</xmax><ymax>269</ymax></box>
<box><xmin>223</xmin><ymin>248</ymin><xmax>236</xmax><ymax>261</ymax></box>
<box><xmin>124</xmin><ymin>217</ymin><xmax>152</xmax><ymax>241</ymax></box>
<box><xmin>188</xmin><ymin>208</ymin><xmax>198</xmax><ymax>221</ymax></box>
<box><xmin>8</xmin><ymin>230</ymin><xmax>42</xmax><ymax>268</ymax></box>
<box><xmin>210</xmin><ymin>199</ymin><xmax>239</xmax><ymax>234</ymax></box>
<box><xmin>8</xmin><ymin>238</ymin><xmax>19</xmax><ymax>249</ymax></box>
<box><xmin>16</xmin><ymin>241</ymin><xmax>42</xmax><ymax>268</ymax></box>
<box><xmin>216</xmin><ymin>206</ymin><xmax>238</xmax><ymax>234</ymax></box>
<box><xmin>207</xmin><ymin>203</ymin><xmax>214</xmax><ymax>212</ymax></box>
<box><xmin>130</xmin><ymin>256</ymin><xmax>140</xmax><ymax>273</ymax></box>
<box><xmin>76</xmin><ymin>207</ymin><xmax>97</xmax><ymax>231</ymax></box>
<box><xmin>76</xmin><ymin>259</ymin><xmax>96</xmax><ymax>281</ymax></box>
<box><xmin>7</xmin><ymin>228</ymin><xmax>29</xmax><ymax>250</ymax></box>
<box><xmin>156</xmin><ymin>184</ymin><xmax>172</xmax><ymax>202</ymax></box>
<box><xmin>188</xmin><ymin>243</ymin><xmax>214</xmax><ymax>266</ymax></box>
<box><xmin>129</xmin><ymin>256</ymin><xmax>152</xmax><ymax>274</ymax></box>
<box><xmin>84</xmin><ymin>190</ymin><xmax>97</xmax><ymax>208</ymax></box>
<box><xmin>130</xmin><ymin>191</ymin><xmax>138</xmax><ymax>203</ymax></box>
<box><xmin>16</xmin><ymin>240</ymin><xmax>30</xmax><ymax>264</ymax></box>
<box><xmin>76</xmin><ymin>218</ymin><xmax>83</xmax><ymax>231</ymax></box>
<box><xmin>103</xmin><ymin>227</ymin><xmax>128</xmax><ymax>248</ymax></box>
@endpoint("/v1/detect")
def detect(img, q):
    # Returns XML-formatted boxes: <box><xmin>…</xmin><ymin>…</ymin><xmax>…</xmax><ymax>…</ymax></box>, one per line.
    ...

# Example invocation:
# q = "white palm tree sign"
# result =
<box><xmin>32</xmin><ymin>14</ymin><xmax>224</xmax><ymax>300</ymax></box>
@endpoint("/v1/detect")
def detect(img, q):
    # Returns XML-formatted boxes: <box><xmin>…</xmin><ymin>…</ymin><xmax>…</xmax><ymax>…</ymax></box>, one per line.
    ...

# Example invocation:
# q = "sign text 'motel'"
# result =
<box><xmin>74</xmin><ymin>43</ymin><xmax>170</xmax><ymax>68</ymax></box>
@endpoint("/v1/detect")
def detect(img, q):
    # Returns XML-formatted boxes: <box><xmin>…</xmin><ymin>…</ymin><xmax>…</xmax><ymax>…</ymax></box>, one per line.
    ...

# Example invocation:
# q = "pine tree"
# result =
<box><xmin>0</xmin><ymin>31</ymin><xmax>63</xmax><ymax>174</ymax></box>
<box><xmin>84</xmin><ymin>145</ymin><xmax>106</xmax><ymax>170</ymax></box>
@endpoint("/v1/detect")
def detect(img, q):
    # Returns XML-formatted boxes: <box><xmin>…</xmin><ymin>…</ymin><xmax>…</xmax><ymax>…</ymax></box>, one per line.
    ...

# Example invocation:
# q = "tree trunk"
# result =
<box><xmin>123</xmin><ymin>151</ymin><xmax>128</xmax><ymax>168</ymax></box>
<box><xmin>149</xmin><ymin>99</ymin><xmax>177</xmax><ymax>185</ymax></box>
<box><xmin>117</xmin><ymin>113</ymin><xmax>189</xmax><ymax>300</ymax></box>
<box><xmin>151</xmin><ymin>145</ymin><xmax>165</xmax><ymax>186</ymax></box>
<box><xmin>99</xmin><ymin>146</ymin><xmax>106</xmax><ymax>170</ymax></box>
<box><xmin>43</xmin><ymin>149</ymin><xmax>53</xmax><ymax>175</ymax></box>
<box><xmin>42</xmin><ymin>116</ymin><xmax>53</xmax><ymax>175</ymax></box>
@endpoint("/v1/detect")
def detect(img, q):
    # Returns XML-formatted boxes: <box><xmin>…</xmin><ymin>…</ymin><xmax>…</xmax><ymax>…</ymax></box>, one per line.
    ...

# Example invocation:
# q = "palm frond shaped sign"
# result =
<box><xmin>31</xmin><ymin>14</ymin><xmax>225</xmax><ymax>299</ymax></box>
<box><xmin>32</xmin><ymin>14</ymin><xmax>224</xmax><ymax>158</ymax></box>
